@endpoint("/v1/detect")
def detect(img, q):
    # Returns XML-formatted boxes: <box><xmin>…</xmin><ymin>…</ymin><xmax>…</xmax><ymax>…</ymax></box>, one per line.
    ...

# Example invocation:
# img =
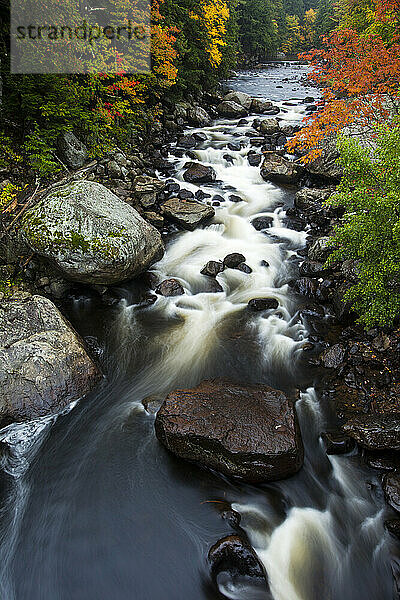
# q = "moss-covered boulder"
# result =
<box><xmin>21</xmin><ymin>181</ymin><xmax>164</xmax><ymax>285</ymax></box>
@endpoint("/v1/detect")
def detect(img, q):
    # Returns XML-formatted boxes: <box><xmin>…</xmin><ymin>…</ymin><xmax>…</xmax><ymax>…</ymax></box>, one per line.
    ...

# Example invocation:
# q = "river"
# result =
<box><xmin>0</xmin><ymin>62</ymin><xmax>396</xmax><ymax>600</ymax></box>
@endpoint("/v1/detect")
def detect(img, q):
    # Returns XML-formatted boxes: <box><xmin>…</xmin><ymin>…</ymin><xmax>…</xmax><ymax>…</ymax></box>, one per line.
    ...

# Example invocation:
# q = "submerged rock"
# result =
<box><xmin>260</xmin><ymin>153</ymin><xmax>303</xmax><ymax>184</ymax></box>
<box><xmin>20</xmin><ymin>181</ymin><xmax>164</xmax><ymax>285</ymax></box>
<box><xmin>162</xmin><ymin>198</ymin><xmax>215</xmax><ymax>231</ymax></box>
<box><xmin>343</xmin><ymin>414</ymin><xmax>400</xmax><ymax>450</ymax></box>
<box><xmin>154</xmin><ymin>380</ymin><xmax>304</xmax><ymax>482</ymax></box>
<box><xmin>0</xmin><ymin>295</ymin><xmax>101</xmax><ymax>424</ymax></box>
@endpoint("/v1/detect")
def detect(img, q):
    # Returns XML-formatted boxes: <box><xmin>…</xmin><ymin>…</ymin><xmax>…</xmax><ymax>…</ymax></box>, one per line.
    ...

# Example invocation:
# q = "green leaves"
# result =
<box><xmin>327</xmin><ymin>122</ymin><xmax>400</xmax><ymax>328</ymax></box>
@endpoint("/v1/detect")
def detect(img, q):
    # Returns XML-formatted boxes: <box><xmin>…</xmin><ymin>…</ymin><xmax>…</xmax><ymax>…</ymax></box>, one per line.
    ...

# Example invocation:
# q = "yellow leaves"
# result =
<box><xmin>196</xmin><ymin>0</ymin><xmax>230</xmax><ymax>68</ymax></box>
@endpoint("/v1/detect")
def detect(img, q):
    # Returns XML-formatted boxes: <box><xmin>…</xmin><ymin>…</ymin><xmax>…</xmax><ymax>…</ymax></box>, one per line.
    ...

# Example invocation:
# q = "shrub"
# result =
<box><xmin>327</xmin><ymin>122</ymin><xmax>400</xmax><ymax>328</ymax></box>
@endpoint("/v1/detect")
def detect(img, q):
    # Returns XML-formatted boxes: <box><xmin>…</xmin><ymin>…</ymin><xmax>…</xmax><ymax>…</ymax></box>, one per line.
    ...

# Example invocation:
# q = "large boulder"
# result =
<box><xmin>251</xmin><ymin>98</ymin><xmax>273</xmax><ymax>114</ymax></box>
<box><xmin>304</xmin><ymin>137</ymin><xmax>343</xmax><ymax>182</ymax></box>
<box><xmin>343</xmin><ymin>414</ymin><xmax>400</xmax><ymax>450</ymax></box>
<box><xmin>155</xmin><ymin>380</ymin><xmax>304</xmax><ymax>482</ymax></box>
<box><xmin>217</xmin><ymin>101</ymin><xmax>248</xmax><ymax>118</ymax></box>
<box><xmin>0</xmin><ymin>295</ymin><xmax>101</xmax><ymax>424</ymax></box>
<box><xmin>223</xmin><ymin>91</ymin><xmax>252</xmax><ymax>110</ymax></box>
<box><xmin>57</xmin><ymin>132</ymin><xmax>88</xmax><ymax>170</ymax></box>
<box><xmin>162</xmin><ymin>198</ymin><xmax>215</xmax><ymax>231</ymax></box>
<box><xmin>20</xmin><ymin>181</ymin><xmax>164</xmax><ymax>285</ymax></box>
<box><xmin>187</xmin><ymin>106</ymin><xmax>212</xmax><ymax>127</ymax></box>
<box><xmin>261</xmin><ymin>153</ymin><xmax>303</xmax><ymax>184</ymax></box>
<box><xmin>183</xmin><ymin>162</ymin><xmax>216</xmax><ymax>184</ymax></box>
<box><xmin>259</xmin><ymin>118</ymin><xmax>280</xmax><ymax>135</ymax></box>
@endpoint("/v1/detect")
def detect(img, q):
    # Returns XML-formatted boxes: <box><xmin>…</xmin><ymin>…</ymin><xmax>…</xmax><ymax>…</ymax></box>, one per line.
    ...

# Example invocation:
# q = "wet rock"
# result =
<box><xmin>0</xmin><ymin>295</ymin><xmax>101</xmax><ymax>424</ymax></box>
<box><xmin>162</xmin><ymin>198</ymin><xmax>215</xmax><ymax>231</ymax></box>
<box><xmin>223</xmin><ymin>91</ymin><xmax>252</xmax><ymax>110</ymax></box>
<box><xmin>321</xmin><ymin>431</ymin><xmax>355</xmax><ymax>455</ymax></box>
<box><xmin>142</xmin><ymin>394</ymin><xmax>165</xmax><ymax>414</ymax></box>
<box><xmin>213</xmin><ymin>194</ymin><xmax>225</xmax><ymax>203</ymax></box>
<box><xmin>236</xmin><ymin>263</ymin><xmax>252</xmax><ymax>274</ymax></box>
<box><xmin>20</xmin><ymin>181</ymin><xmax>164</xmax><ymax>285</ymax></box>
<box><xmin>260</xmin><ymin>260</ymin><xmax>270</xmax><ymax>268</ymax></box>
<box><xmin>57</xmin><ymin>132</ymin><xmax>88</xmax><ymax>169</ymax></box>
<box><xmin>364</xmin><ymin>451</ymin><xmax>400</xmax><ymax>471</ymax></box>
<box><xmin>385</xmin><ymin>520</ymin><xmax>400</xmax><ymax>539</ymax></box>
<box><xmin>178</xmin><ymin>134</ymin><xmax>197</xmax><ymax>149</ymax></box>
<box><xmin>299</xmin><ymin>260</ymin><xmax>329</xmax><ymax>278</ymax></box>
<box><xmin>251</xmin><ymin>216</ymin><xmax>273</xmax><ymax>231</ymax></box>
<box><xmin>155</xmin><ymin>379</ymin><xmax>304</xmax><ymax>482</ymax></box>
<box><xmin>261</xmin><ymin>153</ymin><xmax>303</xmax><ymax>185</ymax></box>
<box><xmin>155</xmin><ymin>278</ymin><xmax>184</xmax><ymax>297</ymax></box>
<box><xmin>223</xmin><ymin>253</ymin><xmax>246</xmax><ymax>268</ymax></box>
<box><xmin>251</xmin><ymin>98</ymin><xmax>273</xmax><ymax>113</ymax></box>
<box><xmin>201</xmin><ymin>261</ymin><xmax>224</xmax><ymax>277</ymax></box>
<box><xmin>229</xmin><ymin>195</ymin><xmax>242</xmax><ymax>203</ymax></box>
<box><xmin>383</xmin><ymin>473</ymin><xmax>400</xmax><ymax>513</ymax></box>
<box><xmin>319</xmin><ymin>344</ymin><xmax>346</xmax><ymax>369</ymax></box>
<box><xmin>178</xmin><ymin>189</ymin><xmax>195</xmax><ymax>200</ymax></box>
<box><xmin>183</xmin><ymin>162</ymin><xmax>216</xmax><ymax>184</ymax></box>
<box><xmin>195</xmin><ymin>190</ymin><xmax>211</xmax><ymax>201</ymax></box>
<box><xmin>248</xmin><ymin>153</ymin><xmax>262</xmax><ymax>167</ymax></box>
<box><xmin>208</xmin><ymin>535</ymin><xmax>266</xmax><ymax>581</ymax></box>
<box><xmin>217</xmin><ymin>101</ymin><xmax>248</xmax><ymax>118</ymax></box>
<box><xmin>308</xmin><ymin>236</ymin><xmax>332</xmax><ymax>262</ymax></box>
<box><xmin>219</xmin><ymin>506</ymin><xmax>242</xmax><ymax>529</ymax></box>
<box><xmin>343</xmin><ymin>414</ymin><xmax>400</xmax><ymax>451</ymax></box>
<box><xmin>248</xmin><ymin>298</ymin><xmax>279</xmax><ymax>311</ymax></box>
<box><xmin>224</xmin><ymin>154</ymin><xmax>235</xmax><ymax>164</ymax></box>
<box><xmin>293</xmin><ymin>277</ymin><xmax>318</xmax><ymax>299</ymax></box>
<box><xmin>228</xmin><ymin>142</ymin><xmax>241</xmax><ymax>152</ymax></box>
<box><xmin>259</xmin><ymin>118</ymin><xmax>280</xmax><ymax>135</ymax></box>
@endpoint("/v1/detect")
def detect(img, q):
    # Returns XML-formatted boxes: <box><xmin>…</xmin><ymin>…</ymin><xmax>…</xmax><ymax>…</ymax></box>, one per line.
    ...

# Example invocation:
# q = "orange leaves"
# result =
<box><xmin>289</xmin><ymin>0</ymin><xmax>400</xmax><ymax>162</ymax></box>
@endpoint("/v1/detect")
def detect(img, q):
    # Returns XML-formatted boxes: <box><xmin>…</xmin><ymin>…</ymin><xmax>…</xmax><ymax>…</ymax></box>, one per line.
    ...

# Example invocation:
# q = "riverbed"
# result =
<box><xmin>0</xmin><ymin>62</ymin><xmax>395</xmax><ymax>600</ymax></box>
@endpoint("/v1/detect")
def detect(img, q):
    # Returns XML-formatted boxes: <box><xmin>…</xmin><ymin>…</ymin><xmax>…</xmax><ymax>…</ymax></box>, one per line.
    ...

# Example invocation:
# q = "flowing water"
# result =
<box><xmin>0</xmin><ymin>62</ymin><xmax>397</xmax><ymax>600</ymax></box>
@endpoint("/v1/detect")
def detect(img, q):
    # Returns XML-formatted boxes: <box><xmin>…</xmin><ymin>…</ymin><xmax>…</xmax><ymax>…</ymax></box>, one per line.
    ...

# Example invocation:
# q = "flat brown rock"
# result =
<box><xmin>155</xmin><ymin>379</ymin><xmax>304</xmax><ymax>482</ymax></box>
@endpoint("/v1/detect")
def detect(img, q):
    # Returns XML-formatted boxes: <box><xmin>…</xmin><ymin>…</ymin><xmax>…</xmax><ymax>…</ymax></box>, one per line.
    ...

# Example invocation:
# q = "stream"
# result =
<box><xmin>0</xmin><ymin>62</ymin><xmax>396</xmax><ymax>600</ymax></box>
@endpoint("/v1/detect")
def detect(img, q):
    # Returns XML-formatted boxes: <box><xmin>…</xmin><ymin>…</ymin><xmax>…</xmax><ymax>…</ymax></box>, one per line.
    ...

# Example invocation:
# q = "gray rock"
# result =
<box><xmin>162</xmin><ymin>198</ymin><xmax>215</xmax><ymax>231</ymax></box>
<box><xmin>259</xmin><ymin>118</ymin><xmax>280</xmax><ymax>135</ymax></box>
<box><xmin>223</xmin><ymin>91</ymin><xmax>252</xmax><ymax>110</ymax></box>
<box><xmin>20</xmin><ymin>181</ymin><xmax>164</xmax><ymax>285</ymax></box>
<box><xmin>0</xmin><ymin>295</ymin><xmax>101</xmax><ymax>424</ymax></box>
<box><xmin>208</xmin><ymin>535</ymin><xmax>267</xmax><ymax>583</ymax></box>
<box><xmin>201</xmin><ymin>261</ymin><xmax>224</xmax><ymax>277</ymax></box>
<box><xmin>223</xmin><ymin>253</ymin><xmax>246</xmax><ymax>268</ymax></box>
<box><xmin>251</xmin><ymin>98</ymin><xmax>273</xmax><ymax>113</ymax></box>
<box><xmin>308</xmin><ymin>236</ymin><xmax>332</xmax><ymax>262</ymax></box>
<box><xmin>261</xmin><ymin>153</ymin><xmax>303</xmax><ymax>184</ymax></box>
<box><xmin>217</xmin><ymin>101</ymin><xmax>248</xmax><ymax>118</ymax></box>
<box><xmin>57</xmin><ymin>132</ymin><xmax>88</xmax><ymax>170</ymax></box>
<box><xmin>294</xmin><ymin>187</ymin><xmax>333</xmax><ymax>211</ymax></box>
<box><xmin>187</xmin><ymin>106</ymin><xmax>212</xmax><ymax>127</ymax></box>
<box><xmin>304</xmin><ymin>137</ymin><xmax>343</xmax><ymax>181</ymax></box>
<box><xmin>107</xmin><ymin>160</ymin><xmax>122</xmax><ymax>178</ymax></box>
<box><xmin>155</xmin><ymin>379</ymin><xmax>304</xmax><ymax>482</ymax></box>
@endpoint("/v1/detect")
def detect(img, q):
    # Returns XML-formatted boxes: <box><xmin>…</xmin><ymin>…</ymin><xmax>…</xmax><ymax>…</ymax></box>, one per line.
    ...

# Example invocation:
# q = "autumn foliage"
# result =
<box><xmin>287</xmin><ymin>0</ymin><xmax>400</xmax><ymax>161</ymax></box>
